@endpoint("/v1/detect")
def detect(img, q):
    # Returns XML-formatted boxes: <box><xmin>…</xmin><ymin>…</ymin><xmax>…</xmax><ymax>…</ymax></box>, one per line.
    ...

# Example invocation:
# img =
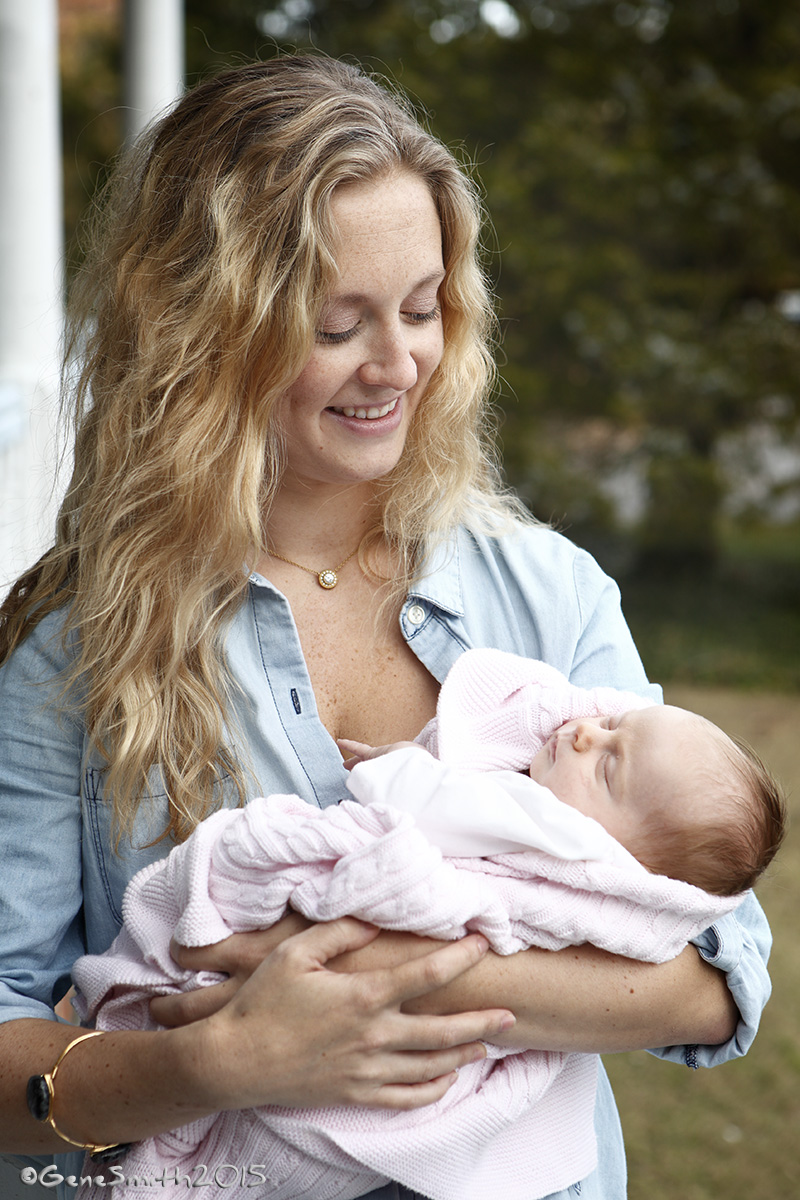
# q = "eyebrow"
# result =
<box><xmin>327</xmin><ymin>271</ymin><xmax>446</xmax><ymax>307</ymax></box>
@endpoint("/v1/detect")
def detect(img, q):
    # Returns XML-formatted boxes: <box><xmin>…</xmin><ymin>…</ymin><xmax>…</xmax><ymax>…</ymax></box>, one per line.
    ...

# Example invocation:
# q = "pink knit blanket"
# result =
<box><xmin>73</xmin><ymin>784</ymin><xmax>739</xmax><ymax>1200</ymax></box>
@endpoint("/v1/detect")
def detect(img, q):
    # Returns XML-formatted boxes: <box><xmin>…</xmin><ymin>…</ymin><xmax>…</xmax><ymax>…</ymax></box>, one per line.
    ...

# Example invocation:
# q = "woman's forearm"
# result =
<box><xmin>431</xmin><ymin>942</ymin><xmax>738</xmax><ymax>1052</ymax></box>
<box><xmin>331</xmin><ymin>934</ymin><xmax>739</xmax><ymax>1054</ymax></box>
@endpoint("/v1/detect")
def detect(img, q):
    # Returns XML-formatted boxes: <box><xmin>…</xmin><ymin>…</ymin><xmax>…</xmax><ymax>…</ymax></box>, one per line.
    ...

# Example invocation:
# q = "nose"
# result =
<box><xmin>571</xmin><ymin>720</ymin><xmax>607</xmax><ymax>753</ymax></box>
<box><xmin>358</xmin><ymin>327</ymin><xmax>418</xmax><ymax>393</ymax></box>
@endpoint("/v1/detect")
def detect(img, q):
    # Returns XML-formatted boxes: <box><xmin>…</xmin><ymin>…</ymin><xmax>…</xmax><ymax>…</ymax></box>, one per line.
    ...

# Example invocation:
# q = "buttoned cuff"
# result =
<box><xmin>647</xmin><ymin>891</ymin><xmax>772</xmax><ymax>1069</ymax></box>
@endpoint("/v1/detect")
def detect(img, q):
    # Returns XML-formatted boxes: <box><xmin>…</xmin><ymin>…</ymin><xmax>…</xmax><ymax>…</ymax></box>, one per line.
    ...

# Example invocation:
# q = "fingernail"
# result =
<box><xmin>472</xmin><ymin>934</ymin><xmax>489</xmax><ymax>953</ymax></box>
<box><xmin>500</xmin><ymin>1012</ymin><xmax>516</xmax><ymax>1030</ymax></box>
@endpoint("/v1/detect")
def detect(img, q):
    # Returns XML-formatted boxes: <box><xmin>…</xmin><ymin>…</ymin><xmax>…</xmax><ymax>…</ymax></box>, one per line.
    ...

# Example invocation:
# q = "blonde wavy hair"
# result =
<box><xmin>1</xmin><ymin>55</ymin><xmax>529</xmax><ymax>844</ymax></box>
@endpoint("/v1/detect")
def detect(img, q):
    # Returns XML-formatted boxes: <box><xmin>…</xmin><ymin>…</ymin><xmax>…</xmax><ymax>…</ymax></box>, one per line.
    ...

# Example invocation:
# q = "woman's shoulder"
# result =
<box><xmin>0</xmin><ymin>602</ymin><xmax>76</xmax><ymax>690</ymax></box>
<box><xmin>449</xmin><ymin>520</ymin><xmax>656</xmax><ymax>696</ymax></box>
<box><xmin>457</xmin><ymin>520</ymin><xmax>613</xmax><ymax>595</ymax></box>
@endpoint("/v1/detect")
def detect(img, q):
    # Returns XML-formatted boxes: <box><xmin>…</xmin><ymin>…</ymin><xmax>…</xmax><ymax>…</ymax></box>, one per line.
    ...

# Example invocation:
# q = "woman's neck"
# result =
<box><xmin>263</xmin><ymin>478</ymin><xmax>382</xmax><ymax>565</ymax></box>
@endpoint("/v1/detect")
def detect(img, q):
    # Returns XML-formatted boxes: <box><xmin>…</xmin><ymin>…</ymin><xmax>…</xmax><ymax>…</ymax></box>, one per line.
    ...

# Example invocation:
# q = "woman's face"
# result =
<box><xmin>278</xmin><ymin>169</ymin><xmax>446</xmax><ymax>490</ymax></box>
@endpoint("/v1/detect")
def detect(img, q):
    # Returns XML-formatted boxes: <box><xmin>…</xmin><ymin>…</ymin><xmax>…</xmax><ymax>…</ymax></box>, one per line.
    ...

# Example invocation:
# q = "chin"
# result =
<box><xmin>323</xmin><ymin>447</ymin><xmax>408</xmax><ymax>486</ymax></box>
<box><xmin>293</xmin><ymin>458</ymin><xmax>401</xmax><ymax>489</ymax></box>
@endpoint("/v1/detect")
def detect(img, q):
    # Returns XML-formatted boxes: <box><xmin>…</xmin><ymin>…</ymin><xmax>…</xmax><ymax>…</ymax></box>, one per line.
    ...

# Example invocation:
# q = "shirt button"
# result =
<box><xmin>407</xmin><ymin>604</ymin><xmax>426</xmax><ymax>626</ymax></box>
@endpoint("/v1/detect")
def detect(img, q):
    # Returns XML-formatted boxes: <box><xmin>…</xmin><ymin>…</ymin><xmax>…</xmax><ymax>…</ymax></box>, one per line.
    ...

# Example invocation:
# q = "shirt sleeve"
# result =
<box><xmin>0</xmin><ymin>611</ymin><xmax>86</xmax><ymax>1024</ymax></box>
<box><xmin>647</xmin><ymin>891</ymin><xmax>772</xmax><ymax>1067</ymax></box>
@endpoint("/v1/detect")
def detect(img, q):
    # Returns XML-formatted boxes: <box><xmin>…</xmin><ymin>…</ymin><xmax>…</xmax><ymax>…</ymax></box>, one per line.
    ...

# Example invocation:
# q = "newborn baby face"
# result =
<box><xmin>528</xmin><ymin>705</ymin><xmax>728</xmax><ymax>848</ymax></box>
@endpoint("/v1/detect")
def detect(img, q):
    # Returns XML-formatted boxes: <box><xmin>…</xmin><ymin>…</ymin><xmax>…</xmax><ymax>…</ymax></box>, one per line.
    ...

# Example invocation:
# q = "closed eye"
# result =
<box><xmin>316</xmin><ymin>305</ymin><xmax>440</xmax><ymax>345</ymax></box>
<box><xmin>316</xmin><ymin>326</ymin><xmax>359</xmax><ymax>345</ymax></box>
<box><xmin>403</xmin><ymin>304</ymin><xmax>441</xmax><ymax>325</ymax></box>
<box><xmin>602</xmin><ymin>751</ymin><xmax>617</xmax><ymax>793</ymax></box>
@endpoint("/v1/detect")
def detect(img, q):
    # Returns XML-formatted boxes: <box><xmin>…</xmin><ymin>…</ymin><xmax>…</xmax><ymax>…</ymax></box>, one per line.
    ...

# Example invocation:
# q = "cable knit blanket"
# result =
<box><xmin>72</xmin><ymin>653</ymin><xmax>742</xmax><ymax>1200</ymax></box>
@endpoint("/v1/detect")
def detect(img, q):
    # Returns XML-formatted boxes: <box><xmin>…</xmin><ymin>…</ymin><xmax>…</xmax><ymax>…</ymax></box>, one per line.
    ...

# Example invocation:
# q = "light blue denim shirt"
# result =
<box><xmin>0</xmin><ymin>524</ymin><xmax>772</xmax><ymax>1199</ymax></box>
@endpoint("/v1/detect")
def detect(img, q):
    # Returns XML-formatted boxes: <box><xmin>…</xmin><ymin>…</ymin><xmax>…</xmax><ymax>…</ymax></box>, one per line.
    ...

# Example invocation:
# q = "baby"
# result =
<box><xmin>341</xmin><ymin>649</ymin><xmax>785</xmax><ymax>898</ymax></box>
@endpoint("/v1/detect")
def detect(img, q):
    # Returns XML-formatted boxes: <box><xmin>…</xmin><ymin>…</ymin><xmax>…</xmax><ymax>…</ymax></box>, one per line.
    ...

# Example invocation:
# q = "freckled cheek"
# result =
<box><xmin>411</xmin><ymin>338</ymin><xmax>445</xmax><ymax>406</ymax></box>
<box><xmin>283</xmin><ymin>361</ymin><xmax>350</xmax><ymax>414</ymax></box>
<box><xmin>426</xmin><ymin>330</ymin><xmax>445</xmax><ymax>378</ymax></box>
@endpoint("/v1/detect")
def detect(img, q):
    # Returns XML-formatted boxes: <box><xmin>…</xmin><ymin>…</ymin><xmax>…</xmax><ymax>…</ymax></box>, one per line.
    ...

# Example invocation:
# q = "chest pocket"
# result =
<box><xmin>82</xmin><ymin>763</ymin><xmax>175</xmax><ymax>934</ymax></box>
<box><xmin>81</xmin><ymin>760</ymin><xmax>242</xmax><ymax>952</ymax></box>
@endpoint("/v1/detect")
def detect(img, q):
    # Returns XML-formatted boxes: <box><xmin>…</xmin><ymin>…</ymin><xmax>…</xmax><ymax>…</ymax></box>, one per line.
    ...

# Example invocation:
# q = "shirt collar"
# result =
<box><xmin>408</xmin><ymin>534</ymin><xmax>464</xmax><ymax>618</ymax></box>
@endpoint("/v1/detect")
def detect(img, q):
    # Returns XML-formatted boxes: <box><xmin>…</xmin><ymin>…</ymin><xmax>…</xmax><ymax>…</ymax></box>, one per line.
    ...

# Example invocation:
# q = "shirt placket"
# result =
<box><xmin>245</xmin><ymin>577</ymin><xmax>348</xmax><ymax>809</ymax></box>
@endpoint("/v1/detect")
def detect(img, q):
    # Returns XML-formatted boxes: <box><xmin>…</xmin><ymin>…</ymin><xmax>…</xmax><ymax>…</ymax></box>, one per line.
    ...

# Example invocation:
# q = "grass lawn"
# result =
<box><xmin>604</xmin><ymin>685</ymin><xmax>800</xmax><ymax>1200</ymax></box>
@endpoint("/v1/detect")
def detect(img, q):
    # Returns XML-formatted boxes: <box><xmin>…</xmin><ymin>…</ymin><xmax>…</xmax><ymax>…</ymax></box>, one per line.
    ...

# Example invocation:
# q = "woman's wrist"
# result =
<box><xmin>1</xmin><ymin>1020</ymin><xmax>229</xmax><ymax>1155</ymax></box>
<box><xmin>44</xmin><ymin>1019</ymin><xmax>279</xmax><ymax>1147</ymax></box>
<box><xmin>172</xmin><ymin>1009</ymin><xmax>262</xmax><ymax>1114</ymax></box>
<box><xmin>27</xmin><ymin>1031</ymin><xmax>135</xmax><ymax>1161</ymax></box>
<box><xmin>69</xmin><ymin>1024</ymin><xmax>230</xmax><ymax>1146</ymax></box>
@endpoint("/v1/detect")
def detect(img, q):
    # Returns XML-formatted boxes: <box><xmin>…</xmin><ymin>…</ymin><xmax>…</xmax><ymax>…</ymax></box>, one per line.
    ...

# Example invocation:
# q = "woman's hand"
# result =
<box><xmin>150</xmin><ymin>911</ymin><xmax>312</xmax><ymax>1027</ymax></box>
<box><xmin>161</xmin><ymin>917</ymin><xmax>516</xmax><ymax>1113</ymax></box>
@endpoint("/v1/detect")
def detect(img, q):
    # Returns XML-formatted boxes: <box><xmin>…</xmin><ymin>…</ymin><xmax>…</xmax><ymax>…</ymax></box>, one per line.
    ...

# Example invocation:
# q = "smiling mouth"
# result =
<box><xmin>329</xmin><ymin>398</ymin><xmax>399</xmax><ymax>421</ymax></box>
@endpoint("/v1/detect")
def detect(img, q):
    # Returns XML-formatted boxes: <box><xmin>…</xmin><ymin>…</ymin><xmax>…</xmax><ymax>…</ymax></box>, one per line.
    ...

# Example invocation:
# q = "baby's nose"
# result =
<box><xmin>572</xmin><ymin>720</ymin><xmax>604</xmax><ymax>751</ymax></box>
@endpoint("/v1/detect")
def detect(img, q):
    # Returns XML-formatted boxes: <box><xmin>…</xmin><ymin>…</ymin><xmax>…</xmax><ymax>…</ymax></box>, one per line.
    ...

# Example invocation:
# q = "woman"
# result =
<box><xmin>0</xmin><ymin>56</ymin><xmax>770</xmax><ymax>1199</ymax></box>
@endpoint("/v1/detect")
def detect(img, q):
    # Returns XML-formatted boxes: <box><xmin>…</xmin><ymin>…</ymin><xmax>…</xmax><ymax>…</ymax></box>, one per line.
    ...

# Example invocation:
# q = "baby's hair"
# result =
<box><xmin>630</xmin><ymin>734</ymin><xmax>786</xmax><ymax>897</ymax></box>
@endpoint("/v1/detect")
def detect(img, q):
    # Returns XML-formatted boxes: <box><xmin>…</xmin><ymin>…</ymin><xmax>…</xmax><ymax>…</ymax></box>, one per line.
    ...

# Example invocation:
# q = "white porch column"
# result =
<box><xmin>0</xmin><ymin>0</ymin><xmax>63</xmax><ymax>593</ymax></box>
<box><xmin>124</xmin><ymin>0</ymin><xmax>184</xmax><ymax>145</ymax></box>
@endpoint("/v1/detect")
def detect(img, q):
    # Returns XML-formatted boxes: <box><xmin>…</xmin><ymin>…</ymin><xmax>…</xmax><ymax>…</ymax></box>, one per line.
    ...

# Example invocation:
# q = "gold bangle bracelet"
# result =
<box><xmin>26</xmin><ymin>1030</ymin><xmax>132</xmax><ymax>1163</ymax></box>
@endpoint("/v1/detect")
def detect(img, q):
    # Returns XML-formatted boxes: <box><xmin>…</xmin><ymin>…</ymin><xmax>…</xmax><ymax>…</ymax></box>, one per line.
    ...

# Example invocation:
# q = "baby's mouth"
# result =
<box><xmin>329</xmin><ymin>398</ymin><xmax>399</xmax><ymax>421</ymax></box>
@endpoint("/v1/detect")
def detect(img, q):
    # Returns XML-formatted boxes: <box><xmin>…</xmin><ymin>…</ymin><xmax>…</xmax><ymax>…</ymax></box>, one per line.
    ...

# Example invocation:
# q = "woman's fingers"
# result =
<box><xmin>150</xmin><ymin>914</ymin><xmax>313</xmax><ymax>1027</ymax></box>
<box><xmin>280</xmin><ymin>925</ymin><xmax>516</xmax><ymax>1091</ymax></box>
<box><xmin>150</xmin><ymin>978</ymin><xmax>237</xmax><ymax>1027</ymax></box>
<box><xmin>294</xmin><ymin>916</ymin><xmax>385</xmax><ymax>966</ymax></box>
<box><xmin>297</xmin><ymin>921</ymin><xmax>516</xmax><ymax>1049</ymax></box>
<box><xmin>169</xmin><ymin>913</ymin><xmax>313</xmax><ymax>974</ymax></box>
<box><xmin>366</xmin><ymin>931</ymin><xmax>494</xmax><ymax>1006</ymax></box>
<box><xmin>156</xmin><ymin>919</ymin><xmax>515</xmax><ymax>1111</ymax></box>
<box><xmin>369</xmin><ymin>1073</ymin><xmax>462</xmax><ymax>1111</ymax></box>
<box><xmin>386</xmin><ymin>1006</ymin><xmax>516</xmax><ymax>1054</ymax></box>
<box><xmin>190</xmin><ymin>921</ymin><xmax>515</xmax><ymax>1111</ymax></box>
<box><xmin>150</xmin><ymin>918</ymin><xmax>380</xmax><ymax>1027</ymax></box>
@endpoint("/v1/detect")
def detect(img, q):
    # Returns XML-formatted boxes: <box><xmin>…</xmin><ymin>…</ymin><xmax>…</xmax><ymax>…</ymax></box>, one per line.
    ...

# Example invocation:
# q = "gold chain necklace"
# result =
<box><xmin>268</xmin><ymin>544</ymin><xmax>360</xmax><ymax>590</ymax></box>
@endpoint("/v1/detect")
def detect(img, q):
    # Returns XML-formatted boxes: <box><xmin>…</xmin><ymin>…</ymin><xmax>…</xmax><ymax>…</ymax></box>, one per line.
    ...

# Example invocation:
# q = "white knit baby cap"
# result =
<box><xmin>430</xmin><ymin>648</ymin><xmax>654</xmax><ymax>772</ymax></box>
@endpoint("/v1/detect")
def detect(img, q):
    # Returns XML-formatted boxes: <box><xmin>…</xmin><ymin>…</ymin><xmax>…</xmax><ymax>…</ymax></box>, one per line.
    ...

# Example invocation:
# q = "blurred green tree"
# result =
<box><xmin>61</xmin><ymin>3</ymin><xmax>122</xmax><ymax>262</ymax></box>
